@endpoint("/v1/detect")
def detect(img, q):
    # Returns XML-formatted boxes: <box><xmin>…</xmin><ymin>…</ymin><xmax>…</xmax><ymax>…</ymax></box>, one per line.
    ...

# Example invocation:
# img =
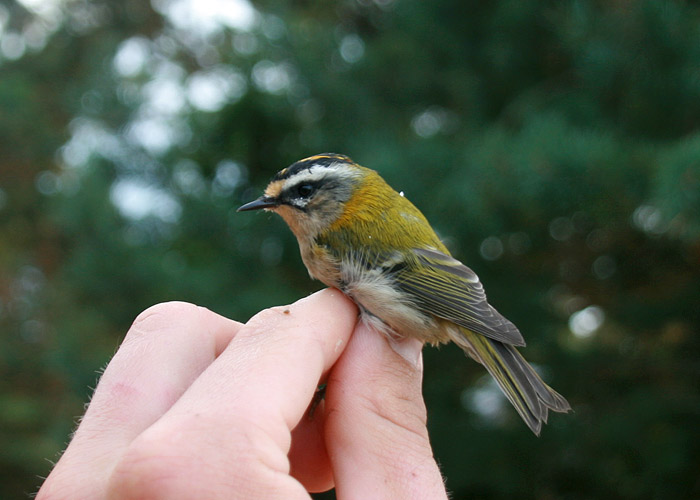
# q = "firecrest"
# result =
<box><xmin>238</xmin><ymin>153</ymin><xmax>571</xmax><ymax>434</ymax></box>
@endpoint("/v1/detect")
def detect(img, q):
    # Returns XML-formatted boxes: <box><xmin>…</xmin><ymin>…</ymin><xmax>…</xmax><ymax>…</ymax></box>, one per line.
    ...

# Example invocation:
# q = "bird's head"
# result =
<box><xmin>237</xmin><ymin>153</ymin><xmax>365</xmax><ymax>240</ymax></box>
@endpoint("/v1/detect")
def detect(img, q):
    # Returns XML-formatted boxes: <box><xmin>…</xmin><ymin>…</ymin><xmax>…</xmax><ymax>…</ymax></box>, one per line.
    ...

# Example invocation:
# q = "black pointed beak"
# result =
<box><xmin>237</xmin><ymin>196</ymin><xmax>279</xmax><ymax>212</ymax></box>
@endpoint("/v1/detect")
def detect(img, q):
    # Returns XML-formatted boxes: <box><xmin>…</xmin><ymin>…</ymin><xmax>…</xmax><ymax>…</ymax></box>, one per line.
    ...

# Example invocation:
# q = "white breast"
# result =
<box><xmin>339</xmin><ymin>257</ymin><xmax>441</xmax><ymax>343</ymax></box>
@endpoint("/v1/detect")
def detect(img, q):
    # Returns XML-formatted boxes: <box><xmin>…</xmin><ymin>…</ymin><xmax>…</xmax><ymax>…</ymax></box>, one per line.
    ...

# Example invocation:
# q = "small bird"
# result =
<box><xmin>238</xmin><ymin>153</ymin><xmax>570</xmax><ymax>434</ymax></box>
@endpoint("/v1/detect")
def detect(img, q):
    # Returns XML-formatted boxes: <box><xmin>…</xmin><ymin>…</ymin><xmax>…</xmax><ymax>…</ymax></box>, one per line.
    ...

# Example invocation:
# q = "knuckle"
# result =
<box><xmin>108</xmin><ymin>436</ymin><xmax>184</xmax><ymax>500</ymax></box>
<box><xmin>331</xmin><ymin>366</ymin><xmax>429</xmax><ymax>441</ymax></box>
<box><xmin>368</xmin><ymin>387</ymin><xmax>429</xmax><ymax>442</ymax></box>
<box><xmin>127</xmin><ymin>301</ymin><xmax>200</xmax><ymax>342</ymax></box>
<box><xmin>358</xmin><ymin>392</ymin><xmax>434</xmax><ymax>471</ymax></box>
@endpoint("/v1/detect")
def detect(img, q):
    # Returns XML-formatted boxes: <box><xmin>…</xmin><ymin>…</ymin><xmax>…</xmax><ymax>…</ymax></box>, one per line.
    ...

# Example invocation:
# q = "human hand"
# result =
<box><xmin>38</xmin><ymin>289</ymin><xmax>448</xmax><ymax>499</ymax></box>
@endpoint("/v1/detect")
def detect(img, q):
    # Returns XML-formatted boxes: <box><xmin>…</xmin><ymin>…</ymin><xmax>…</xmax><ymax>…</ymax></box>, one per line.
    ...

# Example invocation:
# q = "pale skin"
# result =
<box><xmin>37</xmin><ymin>289</ymin><xmax>448</xmax><ymax>500</ymax></box>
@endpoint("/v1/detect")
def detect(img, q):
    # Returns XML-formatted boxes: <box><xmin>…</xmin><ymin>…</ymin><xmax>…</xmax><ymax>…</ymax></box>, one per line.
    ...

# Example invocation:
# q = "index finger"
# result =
<box><xmin>181</xmin><ymin>288</ymin><xmax>358</xmax><ymax>430</ymax></box>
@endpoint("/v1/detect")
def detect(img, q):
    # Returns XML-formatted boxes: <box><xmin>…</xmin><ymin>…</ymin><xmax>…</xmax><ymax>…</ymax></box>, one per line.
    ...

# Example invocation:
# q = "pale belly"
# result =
<box><xmin>339</xmin><ymin>259</ymin><xmax>452</xmax><ymax>345</ymax></box>
<box><xmin>300</xmin><ymin>239</ymin><xmax>452</xmax><ymax>345</ymax></box>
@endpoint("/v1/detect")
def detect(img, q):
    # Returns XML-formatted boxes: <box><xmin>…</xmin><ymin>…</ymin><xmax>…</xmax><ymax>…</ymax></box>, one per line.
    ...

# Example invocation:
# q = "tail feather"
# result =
<box><xmin>451</xmin><ymin>328</ymin><xmax>571</xmax><ymax>435</ymax></box>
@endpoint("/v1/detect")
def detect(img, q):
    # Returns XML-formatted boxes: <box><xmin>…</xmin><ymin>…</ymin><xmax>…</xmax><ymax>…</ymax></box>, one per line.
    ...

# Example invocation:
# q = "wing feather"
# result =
<box><xmin>395</xmin><ymin>247</ymin><xmax>526</xmax><ymax>346</ymax></box>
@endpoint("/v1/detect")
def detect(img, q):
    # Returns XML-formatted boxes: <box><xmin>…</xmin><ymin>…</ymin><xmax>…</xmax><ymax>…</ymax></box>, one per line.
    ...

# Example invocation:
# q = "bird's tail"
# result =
<box><xmin>452</xmin><ymin>329</ymin><xmax>571</xmax><ymax>435</ymax></box>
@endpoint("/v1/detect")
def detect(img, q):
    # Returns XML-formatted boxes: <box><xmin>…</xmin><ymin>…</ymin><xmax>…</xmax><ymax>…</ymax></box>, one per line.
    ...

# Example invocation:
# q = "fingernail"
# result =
<box><xmin>388</xmin><ymin>337</ymin><xmax>424</xmax><ymax>368</ymax></box>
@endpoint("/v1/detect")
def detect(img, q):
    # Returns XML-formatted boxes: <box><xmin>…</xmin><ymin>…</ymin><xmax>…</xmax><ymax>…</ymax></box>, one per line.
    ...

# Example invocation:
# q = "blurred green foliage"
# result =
<box><xmin>1</xmin><ymin>0</ymin><xmax>699</xmax><ymax>498</ymax></box>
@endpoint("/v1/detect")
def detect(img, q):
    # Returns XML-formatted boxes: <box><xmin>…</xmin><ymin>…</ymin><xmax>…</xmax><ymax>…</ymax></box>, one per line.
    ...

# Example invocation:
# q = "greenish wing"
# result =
<box><xmin>395</xmin><ymin>247</ymin><xmax>526</xmax><ymax>346</ymax></box>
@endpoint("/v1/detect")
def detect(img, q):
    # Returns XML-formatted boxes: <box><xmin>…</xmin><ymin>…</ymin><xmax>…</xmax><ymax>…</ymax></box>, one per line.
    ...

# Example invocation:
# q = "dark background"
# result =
<box><xmin>1</xmin><ymin>0</ymin><xmax>698</xmax><ymax>498</ymax></box>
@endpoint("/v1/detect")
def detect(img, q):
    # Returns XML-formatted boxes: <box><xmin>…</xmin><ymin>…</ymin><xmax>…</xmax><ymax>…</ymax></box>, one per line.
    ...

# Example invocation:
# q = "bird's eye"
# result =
<box><xmin>297</xmin><ymin>184</ymin><xmax>315</xmax><ymax>198</ymax></box>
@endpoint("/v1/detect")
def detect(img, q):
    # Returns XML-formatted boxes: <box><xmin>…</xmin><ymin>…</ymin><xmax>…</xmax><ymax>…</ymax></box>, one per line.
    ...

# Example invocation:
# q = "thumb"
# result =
<box><xmin>324</xmin><ymin>323</ymin><xmax>448</xmax><ymax>499</ymax></box>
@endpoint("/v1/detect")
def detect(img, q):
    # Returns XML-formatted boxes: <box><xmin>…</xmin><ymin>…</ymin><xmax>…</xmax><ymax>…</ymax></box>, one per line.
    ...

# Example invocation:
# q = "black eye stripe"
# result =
<box><xmin>279</xmin><ymin>181</ymin><xmax>319</xmax><ymax>208</ymax></box>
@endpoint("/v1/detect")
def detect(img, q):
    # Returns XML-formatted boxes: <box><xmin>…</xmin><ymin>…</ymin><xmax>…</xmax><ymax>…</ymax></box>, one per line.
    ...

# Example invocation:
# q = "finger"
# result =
<box><xmin>289</xmin><ymin>402</ymin><xmax>334</xmax><ymax>493</ymax></box>
<box><xmin>39</xmin><ymin>302</ymin><xmax>241</xmax><ymax>500</ymax></box>
<box><xmin>180</xmin><ymin>288</ymin><xmax>358</xmax><ymax>430</ymax></box>
<box><xmin>107</xmin><ymin>289</ymin><xmax>358</xmax><ymax>500</ymax></box>
<box><xmin>325</xmin><ymin>324</ymin><xmax>448</xmax><ymax>500</ymax></box>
